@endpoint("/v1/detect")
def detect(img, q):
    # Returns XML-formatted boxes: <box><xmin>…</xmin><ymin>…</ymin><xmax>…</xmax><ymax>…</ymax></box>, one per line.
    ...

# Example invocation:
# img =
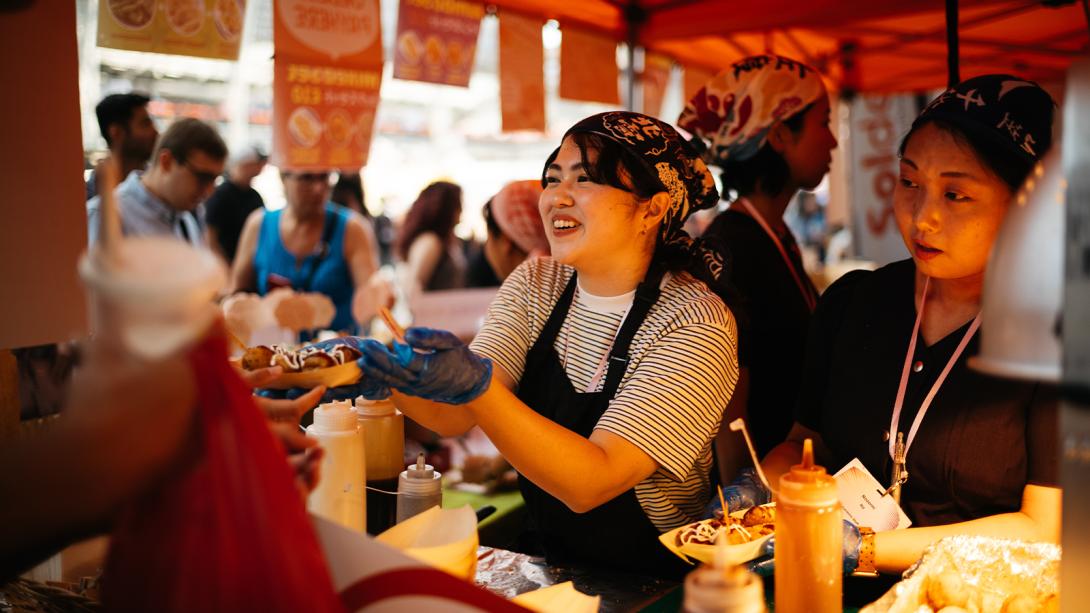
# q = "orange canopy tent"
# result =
<box><xmin>487</xmin><ymin>0</ymin><xmax>1088</xmax><ymax>93</ymax></box>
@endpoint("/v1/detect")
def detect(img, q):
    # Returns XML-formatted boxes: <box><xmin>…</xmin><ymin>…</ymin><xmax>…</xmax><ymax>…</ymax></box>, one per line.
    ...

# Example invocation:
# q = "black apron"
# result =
<box><xmin>515</xmin><ymin>269</ymin><xmax>692</xmax><ymax>579</ymax></box>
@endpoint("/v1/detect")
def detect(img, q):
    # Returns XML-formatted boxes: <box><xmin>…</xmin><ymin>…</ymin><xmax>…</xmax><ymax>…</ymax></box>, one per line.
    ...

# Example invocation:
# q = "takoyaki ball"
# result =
<box><xmin>241</xmin><ymin>345</ymin><xmax>275</xmax><ymax>371</ymax></box>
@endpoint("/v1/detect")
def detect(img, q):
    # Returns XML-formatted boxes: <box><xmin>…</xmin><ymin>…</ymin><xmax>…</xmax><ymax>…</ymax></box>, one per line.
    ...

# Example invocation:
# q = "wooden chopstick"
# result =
<box><xmin>379</xmin><ymin>307</ymin><xmax>407</xmax><ymax>344</ymax></box>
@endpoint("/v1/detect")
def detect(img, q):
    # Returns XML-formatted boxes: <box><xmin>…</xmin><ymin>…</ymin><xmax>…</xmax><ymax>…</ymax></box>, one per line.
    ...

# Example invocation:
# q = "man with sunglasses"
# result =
<box><xmin>88</xmin><ymin>118</ymin><xmax>228</xmax><ymax>248</ymax></box>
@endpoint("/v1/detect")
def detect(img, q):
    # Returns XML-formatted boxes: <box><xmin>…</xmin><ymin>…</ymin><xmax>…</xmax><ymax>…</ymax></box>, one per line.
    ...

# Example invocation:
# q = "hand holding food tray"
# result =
<box><xmin>237</xmin><ymin>342</ymin><xmax>363</xmax><ymax>390</ymax></box>
<box><xmin>660</xmin><ymin>504</ymin><xmax>776</xmax><ymax>566</ymax></box>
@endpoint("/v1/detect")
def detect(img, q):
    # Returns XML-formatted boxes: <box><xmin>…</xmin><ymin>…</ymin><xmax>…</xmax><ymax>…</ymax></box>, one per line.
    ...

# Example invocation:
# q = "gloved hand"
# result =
<box><xmin>358</xmin><ymin>327</ymin><xmax>492</xmax><ymax>405</ymax></box>
<box><xmin>746</xmin><ymin>519</ymin><xmax>862</xmax><ymax>577</ymax></box>
<box><xmin>703</xmin><ymin>467</ymin><xmax>773</xmax><ymax>519</ymax></box>
<box><xmin>256</xmin><ymin>337</ymin><xmax>391</xmax><ymax>404</ymax></box>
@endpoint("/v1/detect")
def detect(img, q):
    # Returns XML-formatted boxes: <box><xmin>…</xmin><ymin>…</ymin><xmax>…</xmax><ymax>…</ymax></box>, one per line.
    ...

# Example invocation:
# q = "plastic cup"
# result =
<box><xmin>78</xmin><ymin>237</ymin><xmax>226</xmax><ymax>360</ymax></box>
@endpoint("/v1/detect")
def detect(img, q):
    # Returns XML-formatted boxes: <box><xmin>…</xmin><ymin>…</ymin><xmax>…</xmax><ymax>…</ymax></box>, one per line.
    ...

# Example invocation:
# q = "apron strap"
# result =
<box><xmin>600</xmin><ymin>266</ymin><xmax>666</xmax><ymax>400</ymax></box>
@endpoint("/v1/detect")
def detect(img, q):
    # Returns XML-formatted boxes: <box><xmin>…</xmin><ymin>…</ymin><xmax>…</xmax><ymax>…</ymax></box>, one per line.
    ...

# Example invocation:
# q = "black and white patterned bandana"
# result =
<box><xmin>563</xmin><ymin>111</ymin><xmax>726</xmax><ymax>287</ymax></box>
<box><xmin>913</xmin><ymin>74</ymin><xmax>1054</xmax><ymax>164</ymax></box>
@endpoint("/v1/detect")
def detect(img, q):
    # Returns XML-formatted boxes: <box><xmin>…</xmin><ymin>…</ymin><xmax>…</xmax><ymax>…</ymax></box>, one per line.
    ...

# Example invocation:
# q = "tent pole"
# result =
<box><xmin>945</xmin><ymin>0</ymin><xmax>959</xmax><ymax>87</ymax></box>
<box><xmin>624</xmin><ymin>3</ymin><xmax>646</xmax><ymax>112</ymax></box>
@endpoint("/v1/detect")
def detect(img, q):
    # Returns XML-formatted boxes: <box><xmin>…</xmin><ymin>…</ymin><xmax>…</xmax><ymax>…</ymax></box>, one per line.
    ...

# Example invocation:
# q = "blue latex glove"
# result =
<box><xmin>746</xmin><ymin>519</ymin><xmax>862</xmax><ymax>577</ymax></box>
<box><xmin>257</xmin><ymin>337</ymin><xmax>391</xmax><ymax>404</ymax></box>
<box><xmin>357</xmin><ymin>327</ymin><xmax>492</xmax><ymax>405</ymax></box>
<box><xmin>703</xmin><ymin>467</ymin><xmax>773</xmax><ymax>519</ymax></box>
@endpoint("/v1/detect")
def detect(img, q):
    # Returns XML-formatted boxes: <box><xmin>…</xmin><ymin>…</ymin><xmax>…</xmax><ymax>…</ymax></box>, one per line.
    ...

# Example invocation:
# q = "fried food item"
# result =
<box><xmin>674</xmin><ymin>514</ymin><xmax>774</xmax><ymax>548</ymax></box>
<box><xmin>302</xmin><ymin>352</ymin><xmax>336</xmax><ymax>370</ymax></box>
<box><xmin>926</xmin><ymin>571</ymin><xmax>970</xmax><ymax>610</ymax></box>
<box><xmin>241</xmin><ymin>345</ymin><xmax>275</xmax><ymax>371</ymax></box>
<box><xmin>331</xmin><ymin>345</ymin><xmax>361</xmax><ymax>364</ymax></box>
<box><xmin>741</xmin><ymin>505</ymin><xmax>775</xmax><ymax>527</ymax></box>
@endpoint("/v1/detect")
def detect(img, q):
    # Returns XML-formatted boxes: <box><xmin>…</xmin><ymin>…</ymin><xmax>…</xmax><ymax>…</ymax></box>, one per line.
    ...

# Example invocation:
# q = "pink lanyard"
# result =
<box><xmin>887</xmin><ymin>276</ymin><xmax>982</xmax><ymax>461</ymax></box>
<box><xmin>736</xmin><ymin>198</ymin><xmax>817</xmax><ymax>312</ymax></box>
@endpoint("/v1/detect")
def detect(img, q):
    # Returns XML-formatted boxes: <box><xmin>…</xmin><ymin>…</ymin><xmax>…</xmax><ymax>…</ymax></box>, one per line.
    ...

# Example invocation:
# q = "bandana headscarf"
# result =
<box><xmin>490</xmin><ymin>180</ymin><xmax>550</xmax><ymax>256</ymax></box>
<box><xmin>562</xmin><ymin>111</ymin><xmax>727</xmax><ymax>289</ymax></box>
<box><xmin>678</xmin><ymin>54</ymin><xmax>825</xmax><ymax>166</ymax></box>
<box><xmin>912</xmin><ymin>74</ymin><xmax>1054</xmax><ymax>164</ymax></box>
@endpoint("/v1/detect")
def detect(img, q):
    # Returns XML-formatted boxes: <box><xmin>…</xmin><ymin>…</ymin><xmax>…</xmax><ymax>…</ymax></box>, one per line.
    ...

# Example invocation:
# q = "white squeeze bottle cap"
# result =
<box><xmin>355</xmin><ymin>396</ymin><xmax>397</xmax><ymax>417</ymax></box>
<box><xmin>312</xmin><ymin>399</ymin><xmax>357</xmax><ymax>432</ymax></box>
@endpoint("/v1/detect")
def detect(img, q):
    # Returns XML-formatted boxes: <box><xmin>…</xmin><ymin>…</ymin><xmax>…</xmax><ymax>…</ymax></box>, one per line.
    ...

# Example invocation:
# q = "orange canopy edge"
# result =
<box><xmin>486</xmin><ymin>0</ymin><xmax>1089</xmax><ymax>93</ymax></box>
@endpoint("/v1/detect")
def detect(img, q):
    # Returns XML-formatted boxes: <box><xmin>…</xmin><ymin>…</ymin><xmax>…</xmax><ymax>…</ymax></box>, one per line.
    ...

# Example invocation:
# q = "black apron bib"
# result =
<box><xmin>515</xmin><ymin>270</ymin><xmax>691</xmax><ymax>579</ymax></box>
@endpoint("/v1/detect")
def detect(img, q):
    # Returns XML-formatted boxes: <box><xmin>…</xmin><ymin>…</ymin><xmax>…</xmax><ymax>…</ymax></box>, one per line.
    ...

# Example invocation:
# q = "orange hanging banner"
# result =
<box><xmin>559</xmin><ymin>25</ymin><xmax>619</xmax><ymax>105</ymax></box>
<box><xmin>98</xmin><ymin>0</ymin><xmax>247</xmax><ymax>60</ymax></box>
<box><xmin>642</xmin><ymin>53</ymin><xmax>672</xmax><ymax>118</ymax></box>
<box><xmin>684</xmin><ymin>64</ymin><xmax>716</xmax><ymax>101</ymax></box>
<box><xmin>273</xmin><ymin>0</ymin><xmax>384</xmax><ymax>171</ymax></box>
<box><xmin>393</xmin><ymin>0</ymin><xmax>484</xmax><ymax>87</ymax></box>
<box><xmin>499</xmin><ymin>11</ymin><xmax>545</xmax><ymax>132</ymax></box>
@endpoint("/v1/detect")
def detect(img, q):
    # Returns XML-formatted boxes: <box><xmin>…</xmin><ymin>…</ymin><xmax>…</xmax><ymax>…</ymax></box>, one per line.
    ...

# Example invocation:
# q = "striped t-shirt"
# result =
<box><xmin>470</xmin><ymin>257</ymin><xmax>740</xmax><ymax>531</ymax></box>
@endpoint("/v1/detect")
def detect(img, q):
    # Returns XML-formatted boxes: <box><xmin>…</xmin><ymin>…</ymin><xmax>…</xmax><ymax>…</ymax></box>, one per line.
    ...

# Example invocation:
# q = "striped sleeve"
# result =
<box><xmin>469</xmin><ymin>260</ymin><xmax>536</xmax><ymax>382</ymax></box>
<box><xmin>596</xmin><ymin>304</ymin><xmax>739</xmax><ymax>482</ymax></box>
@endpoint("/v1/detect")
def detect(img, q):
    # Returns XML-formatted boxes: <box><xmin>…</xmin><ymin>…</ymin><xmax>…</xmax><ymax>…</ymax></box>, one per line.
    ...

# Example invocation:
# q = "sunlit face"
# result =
<box><xmin>539</xmin><ymin>137</ymin><xmax>649</xmax><ymax>272</ymax></box>
<box><xmin>282</xmin><ymin>171</ymin><xmax>331</xmax><ymax>216</ymax></box>
<box><xmin>780</xmin><ymin>94</ymin><xmax>837</xmax><ymax>191</ymax></box>
<box><xmin>160</xmin><ymin>149</ymin><xmax>223</xmax><ymax>211</ymax></box>
<box><xmin>893</xmin><ymin>122</ymin><xmax>1014</xmax><ymax>280</ymax></box>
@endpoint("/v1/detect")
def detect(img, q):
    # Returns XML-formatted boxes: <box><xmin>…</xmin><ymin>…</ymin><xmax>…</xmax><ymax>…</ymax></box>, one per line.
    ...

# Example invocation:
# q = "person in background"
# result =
<box><xmin>86</xmin><ymin>93</ymin><xmax>158</xmax><ymax>201</ymax></box>
<box><xmin>482</xmin><ymin>180</ymin><xmax>551</xmax><ymax>282</ymax></box>
<box><xmin>230</xmin><ymin>170</ymin><xmax>380</xmax><ymax>333</ymax></box>
<box><xmin>87</xmin><ymin>118</ymin><xmax>227</xmax><ymax>248</ymax></box>
<box><xmin>396</xmin><ymin>181</ymin><xmax>467</xmax><ymax>293</ymax></box>
<box><xmin>724</xmin><ymin>75</ymin><xmax>1059</xmax><ymax>576</ymax></box>
<box><xmin>204</xmin><ymin>144</ymin><xmax>267</xmax><ymax>264</ymax></box>
<box><xmin>330</xmin><ymin>171</ymin><xmax>366</xmax><ymax>217</ymax></box>
<box><xmin>678</xmin><ymin>55</ymin><xmax>835</xmax><ymax>478</ymax></box>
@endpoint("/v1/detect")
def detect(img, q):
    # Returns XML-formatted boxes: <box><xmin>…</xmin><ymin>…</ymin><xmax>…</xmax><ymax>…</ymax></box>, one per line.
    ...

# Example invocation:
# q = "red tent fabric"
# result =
<box><xmin>487</xmin><ymin>0</ymin><xmax>1088</xmax><ymax>92</ymax></box>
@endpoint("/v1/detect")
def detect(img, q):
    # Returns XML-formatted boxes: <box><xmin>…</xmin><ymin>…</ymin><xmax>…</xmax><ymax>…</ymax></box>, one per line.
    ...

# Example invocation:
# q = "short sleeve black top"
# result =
<box><xmin>205</xmin><ymin>181</ymin><xmax>265</xmax><ymax>263</ymax></box>
<box><xmin>796</xmin><ymin>259</ymin><xmax>1058</xmax><ymax>527</ymax></box>
<box><xmin>705</xmin><ymin>209</ymin><xmax>818</xmax><ymax>456</ymax></box>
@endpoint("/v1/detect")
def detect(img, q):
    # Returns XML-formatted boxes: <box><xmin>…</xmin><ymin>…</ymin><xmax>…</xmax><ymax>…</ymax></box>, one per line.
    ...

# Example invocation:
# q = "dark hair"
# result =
<box><xmin>482</xmin><ymin>199</ymin><xmax>500</xmax><ymax>238</ymax></box>
<box><xmin>717</xmin><ymin>103</ymin><xmax>812</xmax><ymax>199</ymax></box>
<box><xmin>95</xmin><ymin>93</ymin><xmax>150</xmax><ymax>147</ymax></box>
<box><xmin>331</xmin><ymin>172</ymin><xmax>368</xmax><ymax>218</ymax></box>
<box><xmin>396</xmin><ymin>181</ymin><xmax>462</xmax><ymax>261</ymax></box>
<box><xmin>541</xmin><ymin>132</ymin><xmax>665</xmax><ymax>200</ymax></box>
<box><xmin>898</xmin><ymin>117</ymin><xmax>1045</xmax><ymax>191</ymax></box>
<box><xmin>154</xmin><ymin>118</ymin><xmax>228</xmax><ymax>164</ymax></box>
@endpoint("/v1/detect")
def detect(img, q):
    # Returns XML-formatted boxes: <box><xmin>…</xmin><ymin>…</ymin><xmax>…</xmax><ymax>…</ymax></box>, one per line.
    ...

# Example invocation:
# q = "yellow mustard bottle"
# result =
<box><xmin>774</xmin><ymin>438</ymin><xmax>841</xmax><ymax>613</ymax></box>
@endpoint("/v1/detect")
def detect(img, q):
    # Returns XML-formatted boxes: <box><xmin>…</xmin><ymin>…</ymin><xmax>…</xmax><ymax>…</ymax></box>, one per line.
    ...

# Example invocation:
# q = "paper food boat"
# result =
<box><xmin>659</xmin><ymin>504</ymin><xmax>776</xmax><ymax>566</ymax></box>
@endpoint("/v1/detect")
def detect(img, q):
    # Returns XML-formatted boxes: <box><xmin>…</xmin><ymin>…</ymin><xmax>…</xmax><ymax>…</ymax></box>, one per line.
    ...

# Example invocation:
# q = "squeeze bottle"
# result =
<box><xmin>355</xmin><ymin>396</ymin><xmax>405</xmax><ymax>534</ymax></box>
<box><xmin>396</xmin><ymin>452</ymin><xmax>442</xmax><ymax>524</ymax></box>
<box><xmin>306</xmin><ymin>399</ymin><xmax>366</xmax><ymax>533</ymax></box>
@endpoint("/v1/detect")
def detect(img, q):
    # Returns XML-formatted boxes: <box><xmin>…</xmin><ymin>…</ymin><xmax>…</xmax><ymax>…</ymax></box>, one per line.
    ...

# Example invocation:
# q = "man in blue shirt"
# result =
<box><xmin>87</xmin><ymin>118</ymin><xmax>228</xmax><ymax>248</ymax></box>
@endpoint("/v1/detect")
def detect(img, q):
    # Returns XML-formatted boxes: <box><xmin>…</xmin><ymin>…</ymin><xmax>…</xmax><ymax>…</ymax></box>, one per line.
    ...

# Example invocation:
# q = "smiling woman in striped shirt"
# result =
<box><xmin>350</xmin><ymin>112</ymin><xmax>740</xmax><ymax>577</ymax></box>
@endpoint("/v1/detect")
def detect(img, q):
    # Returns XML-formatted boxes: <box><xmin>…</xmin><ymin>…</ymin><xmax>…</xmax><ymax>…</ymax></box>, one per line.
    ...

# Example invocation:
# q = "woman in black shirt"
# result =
<box><xmin>678</xmin><ymin>54</ymin><xmax>834</xmax><ymax>464</ymax></box>
<box><xmin>757</xmin><ymin>74</ymin><xmax>1059</xmax><ymax>574</ymax></box>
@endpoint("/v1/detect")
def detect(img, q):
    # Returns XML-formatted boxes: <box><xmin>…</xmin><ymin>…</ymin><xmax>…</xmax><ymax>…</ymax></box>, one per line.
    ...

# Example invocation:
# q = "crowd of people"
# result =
<box><xmin>3</xmin><ymin>52</ymin><xmax>1060</xmax><ymax>587</ymax></box>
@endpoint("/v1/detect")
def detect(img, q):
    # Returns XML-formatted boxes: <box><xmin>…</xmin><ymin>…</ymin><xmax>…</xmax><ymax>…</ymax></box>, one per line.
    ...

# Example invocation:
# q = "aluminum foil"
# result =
<box><xmin>474</xmin><ymin>547</ymin><xmax>679</xmax><ymax>612</ymax></box>
<box><xmin>861</xmin><ymin>535</ymin><xmax>1060</xmax><ymax>613</ymax></box>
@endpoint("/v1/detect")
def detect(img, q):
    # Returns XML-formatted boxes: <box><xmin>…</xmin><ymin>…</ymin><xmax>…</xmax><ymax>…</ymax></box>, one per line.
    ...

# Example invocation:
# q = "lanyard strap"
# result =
<box><xmin>888</xmin><ymin>276</ymin><xmax>982</xmax><ymax>460</ymax></box>
<box><xmin>736</xmin><ymin>198</ymin><xmax>817</xmax><ymax>311</ymax></box>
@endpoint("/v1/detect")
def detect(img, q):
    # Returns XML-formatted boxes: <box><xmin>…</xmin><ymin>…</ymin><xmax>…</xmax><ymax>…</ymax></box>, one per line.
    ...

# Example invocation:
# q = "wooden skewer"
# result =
<box><xmin>225</xmin><ymin>328</ymin><xmax>247</xmax><ymax>350</ymax></box>
<box><xmin>379</xmin><ymin>306</ymin><xmax>407</xmax><ymax>344</ymax></box>
<box><xmin>717</xmin><ymin>484</ymin><xmax>728</xmax><ymax>517</ymax></box>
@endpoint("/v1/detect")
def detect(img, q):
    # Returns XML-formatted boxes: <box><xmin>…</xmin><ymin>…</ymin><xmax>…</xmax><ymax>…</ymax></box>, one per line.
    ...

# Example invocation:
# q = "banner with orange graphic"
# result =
<box><xmin>273</xmin><ymin>0</ymin><xmax>384</xmax><ymax>171</ymax></box>
<box><xmin>498</xmin><ymin>11</ymin><xmax>545</xmax><ymax>132</ymax></box>
<box><xmin>393</xmin><ymin>0</ymin><xmax>483</xmax><ymax>87</ymax></box>
<box><xmin>559</xmin><ymin>25</ymin><xmax>619</xmax><ymax>105</ymax></box>
<box><xmin>97</xmin><ymin>0</ymin><xmax>246</xmax><ymax>60</ymax></box>
<box><xmin>642</xmin><ymin>53</ymin><xmax>672</xmax><ymax>118</ymax></box>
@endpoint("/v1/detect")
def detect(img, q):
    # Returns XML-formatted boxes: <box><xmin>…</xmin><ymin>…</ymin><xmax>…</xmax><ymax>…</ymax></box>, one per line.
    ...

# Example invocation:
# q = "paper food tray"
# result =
<box><xmin>659</xmin><ymin>504</ymin><xmax>775</xmax><ymax>566</ymax></box>
<box><xmin>230</xmin><ymin>357</ymin><xmax>362</xmax><ymax>390</ymax></box>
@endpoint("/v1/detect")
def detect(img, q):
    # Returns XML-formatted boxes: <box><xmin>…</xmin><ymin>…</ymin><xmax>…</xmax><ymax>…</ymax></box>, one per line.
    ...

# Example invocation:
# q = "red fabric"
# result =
<box><xmin>103</xmin><ymin>333</ymin><xmax>343</xmax><ymax>613</ymax></box>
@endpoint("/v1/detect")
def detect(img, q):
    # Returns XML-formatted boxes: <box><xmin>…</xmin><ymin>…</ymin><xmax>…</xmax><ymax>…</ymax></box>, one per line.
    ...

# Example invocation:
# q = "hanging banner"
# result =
<box><xmin>683</xmin><ymin>64</ymin><xmax>715</xmax><ymax>102</ymax></box>
<box><xmin>848</xmin><ymin>93</ymin><xmax>918</xmax><ymax>265</ymax></box>
<box><xmin>273</xmin><ymin>0</ymin><xmax>384</xmax><ymax>170</ymax></box>
<box><xmin>642</xmin><ymin>53</ymin><xmax>672</xmax><ymax>118</ymax></box>
<box><xmin>393</xmin><ymin>0</ymin><xmax>483</xmax><ymax>87</ymax></box>
<box><xmin>97</xmin><ymin>0</ymin><xmax>247</xmax><ymax>60</ymax></box>
<box><xmin>559</xmin><ymin>25</ymin><xmax>619</xmax><ymax>105</ymax></box>
<box><xmin>498</xmin><ymin>11</ymin><xmax>545</xmax><ymax>132</ymax></box>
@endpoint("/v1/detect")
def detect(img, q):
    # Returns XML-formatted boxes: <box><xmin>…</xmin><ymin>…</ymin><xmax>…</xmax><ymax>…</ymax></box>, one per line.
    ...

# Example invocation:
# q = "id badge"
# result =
<box><xmin>834</xmin><ymin>458</ymin><xmax>912</xmax><ymax>531</ymax></box>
